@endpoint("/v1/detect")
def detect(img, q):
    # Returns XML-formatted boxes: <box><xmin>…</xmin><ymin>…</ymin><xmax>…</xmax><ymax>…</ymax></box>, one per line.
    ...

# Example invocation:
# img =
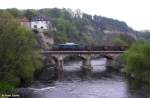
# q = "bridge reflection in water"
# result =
<box><xmin>41</xmin><ymin>46</ymin><xmax>127</xmax><ymax>80</ymax></box>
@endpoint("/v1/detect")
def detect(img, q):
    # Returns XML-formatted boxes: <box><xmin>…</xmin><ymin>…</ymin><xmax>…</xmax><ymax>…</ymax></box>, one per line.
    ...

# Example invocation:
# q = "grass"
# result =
<box><xmin>0</xmin><ymin>81</ymin><xmax>16</xmax><ymax>94</ymax></box>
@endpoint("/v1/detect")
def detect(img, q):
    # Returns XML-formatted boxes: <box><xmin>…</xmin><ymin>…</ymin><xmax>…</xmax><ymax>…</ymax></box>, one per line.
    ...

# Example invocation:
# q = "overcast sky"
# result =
<box><xmin>0</xmin><ymin>0</ymin><xmax>150</xmax><ymax>31</ymax></box>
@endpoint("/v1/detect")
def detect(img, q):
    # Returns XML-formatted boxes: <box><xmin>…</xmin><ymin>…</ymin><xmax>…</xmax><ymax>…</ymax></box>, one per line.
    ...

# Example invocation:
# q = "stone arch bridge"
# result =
<box><xmin>41</xmin><ymin>50</ymin><xmax>126</xmax><ymax>78</ymax></box>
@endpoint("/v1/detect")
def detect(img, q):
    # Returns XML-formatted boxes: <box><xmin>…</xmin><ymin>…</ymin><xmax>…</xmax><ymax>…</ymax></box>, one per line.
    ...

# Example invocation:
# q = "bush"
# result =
<box><xmin>123</xmin><ymin>42</ymin><xmax>150</xmax><ymax>81</ymax></box>
<box><xmin>0</xmin><ymin>81</ymin><xmax>16</xmax><ymax>94</ymax></box>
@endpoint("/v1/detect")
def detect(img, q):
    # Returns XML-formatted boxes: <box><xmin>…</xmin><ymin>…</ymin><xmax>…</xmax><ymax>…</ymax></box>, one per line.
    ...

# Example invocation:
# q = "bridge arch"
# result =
<box><xmin>90</xmin><ymin>53</ymin><xmax>115</xmax><ymax>60</ymax></box>
<box><xmin>63</xmin><ymin>54</ymin><xmax>86</xmax><ymax>62</ymax></box>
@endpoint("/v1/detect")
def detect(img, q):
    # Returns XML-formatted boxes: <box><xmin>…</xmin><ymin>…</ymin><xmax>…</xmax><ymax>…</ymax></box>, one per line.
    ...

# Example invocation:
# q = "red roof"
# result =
<box><xmin>21</xmin><ymin>17</ymin><xmax>29</xmax><ymax>22</ymax></box>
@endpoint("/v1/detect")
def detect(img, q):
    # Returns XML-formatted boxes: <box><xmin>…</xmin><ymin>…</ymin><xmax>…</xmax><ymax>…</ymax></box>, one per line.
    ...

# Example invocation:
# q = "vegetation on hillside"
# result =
<box><xmin>3</xmin><ymin>8</ymin><xmax>137</xmax><ymax>45</ymax></box>
<box><xmin>0</xmin><ymin>11</ymin><xmax>41</xmax><ymax>93</ymax></box>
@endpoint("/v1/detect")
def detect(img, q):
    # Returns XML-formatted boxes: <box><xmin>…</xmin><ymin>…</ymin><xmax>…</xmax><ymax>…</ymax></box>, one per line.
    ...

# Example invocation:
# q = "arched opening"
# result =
<box><xmin>91</xmin><ymin>54</ymin><xmax>120</xmax><ymax>73</ymax></box>
<box><xmin>61</xmin><ymin>55</ymin><xmax>87</xmax><ymax>79</ymax></box>
<box><xmin>63</xmin><ymin>55</ymin><xmax>86</xmax><ymax>72</ymax></box>
<box><xmin>88</xmin><ymin>54</ymin><xmax>114</xmax><ymax>73</ymax></box>
<box><xmin>90</xmin><ymin>55</ymin><xmax>107</xmax><ymax>72</ymax></box>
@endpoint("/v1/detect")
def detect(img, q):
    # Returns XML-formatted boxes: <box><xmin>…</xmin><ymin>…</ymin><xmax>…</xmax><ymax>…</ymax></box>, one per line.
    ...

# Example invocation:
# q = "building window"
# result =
<box><xmin>41</xmin><ymin>26</ymin><xmax>44</xmax><ymax>29</ymax></box>
<box><xmin>34</xmin><ymin>25</ymin><xmax>37</xmax><ymax>28</ymax></box>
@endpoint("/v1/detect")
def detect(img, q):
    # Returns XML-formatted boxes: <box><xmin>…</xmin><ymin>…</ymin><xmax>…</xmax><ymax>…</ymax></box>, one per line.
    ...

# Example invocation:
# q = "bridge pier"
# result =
<box><xmin>81</xmin><ymin>55</ymin><xmax>93</xmax><ymax>76</ymax></box>
<box><xmin>57</xmin><ymin>59</ymin><xmax>64</xmax><ymax>80</ymax></box>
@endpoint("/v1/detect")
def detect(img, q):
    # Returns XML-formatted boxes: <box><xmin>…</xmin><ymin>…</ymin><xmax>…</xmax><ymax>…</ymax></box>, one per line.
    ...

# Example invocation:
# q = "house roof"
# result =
<box><xmin>31</xmin><ymin>14</ymin><xmax>49</xmax><ymax>21</ymax></box>
<box><xmin>21</xmin><ymin>17</ymin><xmax>30</xmax><ymax>22</ymax></box>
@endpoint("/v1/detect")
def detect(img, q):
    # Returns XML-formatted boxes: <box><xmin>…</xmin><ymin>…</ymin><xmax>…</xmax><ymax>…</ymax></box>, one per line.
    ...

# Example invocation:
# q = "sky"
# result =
<box><xmin>0</xmin><ymin>0</ymin><xmax>150</xmax><ymax>31</ymax></box>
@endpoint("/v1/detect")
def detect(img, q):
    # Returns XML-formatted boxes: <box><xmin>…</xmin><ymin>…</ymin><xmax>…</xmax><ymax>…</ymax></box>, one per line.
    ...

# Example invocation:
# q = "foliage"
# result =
<box><xmin>0</xmin><ymin>8</ymin><xmax>136</xmax><ymax>46</ymax></box>
<box><xmin>0</xmin><ymin>81</ymin><xmax>16</xmax><ymax>94</ymax></box>
<box><xmin>113</xmin><ymin>36</ymin><xmax>128</xmax><ymax>46</ymax></box>
<box><xmin>0</xmin><ymin>11</ymin><xmax>41</xmax><ymax>88</ymax></box>
<box><xmin>113</xmin><ymin>33</ymin><xmax>135</xmax><ymax>46</ymax></box>
<box><xmin>23</xmin><ymin>9</ymin><xmax>37</xmax><ymax>20</ymax></box>
<box><xmin>123</xmin><ymin>42</ymin><xmax>150</xmax><ymax>81</ymax></box>
<box><xmin>6</xmin><ymin>8</ymin><xmax>22</xmax><ymax>18</ymax></box>
<box><xmin>46</xmin><ymin>8</ymin><xmax>136</xmax><ymax>45</ymax></box>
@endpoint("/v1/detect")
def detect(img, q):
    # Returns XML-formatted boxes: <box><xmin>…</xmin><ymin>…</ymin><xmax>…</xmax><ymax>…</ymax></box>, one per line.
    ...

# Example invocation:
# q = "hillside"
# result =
<box><xmin>5</xmin><ymin>8</ymin><xmax>138</xmax><ymax>46</ymax></box>
<box><xmin>137</xmin><ymin>30</ymin><xmax>150</xmax><ymax>41</ymax></box>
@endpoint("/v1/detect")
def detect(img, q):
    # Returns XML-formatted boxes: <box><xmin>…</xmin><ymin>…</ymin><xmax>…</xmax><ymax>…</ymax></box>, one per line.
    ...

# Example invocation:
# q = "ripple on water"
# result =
<box><xmin>38</xmin><ymin>79</ymin><xmax>128</xmax><ymax>98</ymax></box>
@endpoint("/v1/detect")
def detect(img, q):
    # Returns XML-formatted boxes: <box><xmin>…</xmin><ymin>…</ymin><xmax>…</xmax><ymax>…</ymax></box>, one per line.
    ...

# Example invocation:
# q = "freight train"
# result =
<box><xmin>52</xmin><ymin>43</ymin><xmax>128</xmax><ymax>51</ymax></box>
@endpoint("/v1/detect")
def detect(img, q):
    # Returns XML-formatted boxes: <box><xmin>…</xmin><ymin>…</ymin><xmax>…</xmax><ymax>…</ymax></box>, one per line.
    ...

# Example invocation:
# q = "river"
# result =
<box><xmin>18</xmin><ymin>58</ymin><xmax>150</xmax><ymax>98</ymax></box>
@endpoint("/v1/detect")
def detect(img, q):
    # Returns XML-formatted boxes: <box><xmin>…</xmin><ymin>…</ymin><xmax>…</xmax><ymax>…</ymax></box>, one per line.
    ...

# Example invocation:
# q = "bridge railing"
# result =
<box><xmin>48</xmin><ymin>46</ymin><xmax>128</xmax><ymax>51</ymax></box>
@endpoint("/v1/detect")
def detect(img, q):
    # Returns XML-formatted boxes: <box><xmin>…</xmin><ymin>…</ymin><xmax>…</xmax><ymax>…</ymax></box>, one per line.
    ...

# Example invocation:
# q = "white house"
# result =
<box><xmin>20</xmin><ymin>15</ymin><xmax>54</xmax><ymax>47</ymax></box>
<box><xmin>31</xmin><ymin>15</ymin><xmax>51</xmax><ymax>32</ymax></box>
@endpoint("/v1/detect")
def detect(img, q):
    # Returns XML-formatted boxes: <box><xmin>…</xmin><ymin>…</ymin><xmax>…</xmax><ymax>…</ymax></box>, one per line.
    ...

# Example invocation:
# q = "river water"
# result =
<box><xmin>18</xmin><ymin>58</ymin><xmax>150</xmax><ymax>98</ymax></box>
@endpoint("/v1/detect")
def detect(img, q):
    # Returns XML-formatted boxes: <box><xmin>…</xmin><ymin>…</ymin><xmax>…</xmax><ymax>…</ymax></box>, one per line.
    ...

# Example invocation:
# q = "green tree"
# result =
<box><xmin>123</xmin><ymin>42</ymin><xmax>150</xmax><ymax>81</ymax></box>
<box><xmin>6</xmin><ymin>8</ymin><xmax>22</xmax><ymax>18</ymax></box>
<box><xmin>23</xmin><ymin>9</ymin><xmax>37</xmax><ymax>20</ymax></box>
<box><xmin>0</xmin><ymin>11</ymin><xmax>41</xmax><ymax>88</ymax></box>
<box><xmin>113</xmin><ymin>33</ymin><xmax>135</xmax><ymax>46</ymax></box>
<box><xmin>113</xmin><ymin>36</ymin><xmax>128</xmax><ymax>46</ymax></box>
